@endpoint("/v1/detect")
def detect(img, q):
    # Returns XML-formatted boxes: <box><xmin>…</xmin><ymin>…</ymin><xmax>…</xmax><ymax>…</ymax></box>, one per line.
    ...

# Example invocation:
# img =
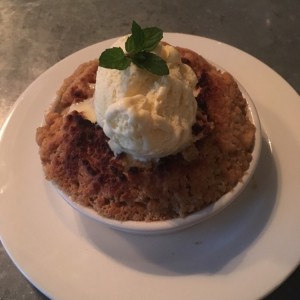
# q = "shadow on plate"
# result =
<box><xmin>72</xmin><ymin>134</ymin><xmax>278</xmax><ymax>276</ymax></box>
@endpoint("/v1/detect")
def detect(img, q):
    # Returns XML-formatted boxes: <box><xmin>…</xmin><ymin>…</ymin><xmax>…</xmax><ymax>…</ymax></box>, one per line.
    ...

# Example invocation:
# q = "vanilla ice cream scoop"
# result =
<box><xmin>94</xmin><ymin>36</ymin><xmax>198</xmax><ymax>160</ymax></box>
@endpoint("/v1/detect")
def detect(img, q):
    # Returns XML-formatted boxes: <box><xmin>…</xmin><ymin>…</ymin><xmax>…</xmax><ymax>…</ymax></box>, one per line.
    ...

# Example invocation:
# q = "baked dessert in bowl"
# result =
<box><xmin>36</xmin><ymin>22</ymin><xmax>261</xmax><ymax>234</ymax></box>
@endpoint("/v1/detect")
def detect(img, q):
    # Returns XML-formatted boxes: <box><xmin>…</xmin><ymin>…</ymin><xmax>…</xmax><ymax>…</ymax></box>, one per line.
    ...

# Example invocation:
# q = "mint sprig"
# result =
<box><xmin>99</xmin><ymin>21</ymin><xmax>169</xmax><ymax>76</ymax></box>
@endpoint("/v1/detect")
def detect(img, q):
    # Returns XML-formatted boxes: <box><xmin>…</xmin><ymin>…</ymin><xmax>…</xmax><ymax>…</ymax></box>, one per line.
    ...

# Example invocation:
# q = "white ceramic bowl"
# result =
<box><xmin>58</xmin><ymin>79</ymin><xmax>261</xmax><ymax>235</ymax></box>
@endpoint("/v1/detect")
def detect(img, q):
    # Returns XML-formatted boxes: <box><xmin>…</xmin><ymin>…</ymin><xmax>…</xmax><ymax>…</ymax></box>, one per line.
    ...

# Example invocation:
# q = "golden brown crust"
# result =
<box><xmin>56</xmin><ymin>60</ymin><xmax>98</xmax><ymax>110</ymax></box>
<box><xmin>176</xmin><ymin>46</ymin><xmax>213</xmax><ymax>77</ymax></box>
<box><xmin>36</xmin><ymin>47</ymin><xmax>255</xmax><ymax>221</ymax></box>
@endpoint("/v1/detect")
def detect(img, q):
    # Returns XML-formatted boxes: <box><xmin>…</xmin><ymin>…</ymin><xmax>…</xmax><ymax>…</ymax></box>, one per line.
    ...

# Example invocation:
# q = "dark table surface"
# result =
<box><xmin>0</xmin><ymin>0</ymin><xmax>299</xmax><ymax>299</ymax></box>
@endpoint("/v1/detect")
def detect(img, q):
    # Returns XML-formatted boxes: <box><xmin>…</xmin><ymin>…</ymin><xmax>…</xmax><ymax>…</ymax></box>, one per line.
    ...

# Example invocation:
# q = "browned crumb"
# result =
<box><xmin>56</xmin><ymin>60</ymin><xmax>98</xmax><ymax>110</ymax></box>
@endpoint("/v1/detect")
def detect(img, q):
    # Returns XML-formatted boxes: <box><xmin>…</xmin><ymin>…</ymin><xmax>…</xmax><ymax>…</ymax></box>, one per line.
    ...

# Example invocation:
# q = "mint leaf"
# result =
<box><xmin>99</xmin><ymin>47</ymin><xmax>131</xmax><ymax>70</ymax></box>
<box><xmin>126</xmin><ymin>25</ymin><xmax>162</xmax><ymax>53</ymax></box>
<box><xmin>143</xmin><ymin>27</ymin><xmax>163</xmax><ymax>51</ymax></box>
<box><xmin>125</xmin><ymin>35</ymin><xmax>135</xmax><ymax>53</ymax></box>
<box><xmin>132</xmin><ymin>52</ymin><xmax>169</xmax><ymax>76</ymax></box>
<box><xmin>131</xmin><ymin>20</ymin><xmax>145</xmax><ymax>52</ymax></box>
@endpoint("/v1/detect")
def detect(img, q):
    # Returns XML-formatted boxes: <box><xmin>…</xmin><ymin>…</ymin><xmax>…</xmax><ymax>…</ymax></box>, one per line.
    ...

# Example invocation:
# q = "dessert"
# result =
<box><xmin>36</xmin><ymin>22</ymin><xmax>256</xmax><ymax>222</ymax></box>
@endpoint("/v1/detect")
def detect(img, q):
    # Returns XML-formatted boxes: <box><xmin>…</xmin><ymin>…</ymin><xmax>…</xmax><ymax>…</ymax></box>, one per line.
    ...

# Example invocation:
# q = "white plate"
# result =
<box><xmin>0</xmin><ymin>33</ymin><xmax>299</xmax><ymax>300</ymax></box>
